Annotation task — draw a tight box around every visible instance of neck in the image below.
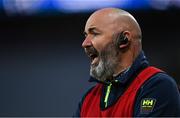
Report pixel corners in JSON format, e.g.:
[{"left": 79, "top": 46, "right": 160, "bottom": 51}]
[{"left": 113, "top": 50, "right": 139, "bottom": 77}]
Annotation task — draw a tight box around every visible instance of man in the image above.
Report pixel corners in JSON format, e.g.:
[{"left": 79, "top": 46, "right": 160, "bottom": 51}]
[{"left": 74, "top": 8, "right": 180, "bottom": 117}]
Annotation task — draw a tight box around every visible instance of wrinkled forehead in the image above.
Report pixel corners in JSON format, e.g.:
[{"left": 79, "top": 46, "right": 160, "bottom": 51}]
[{"left": 85, "top": 12, "right": 117, "bottom": 32}]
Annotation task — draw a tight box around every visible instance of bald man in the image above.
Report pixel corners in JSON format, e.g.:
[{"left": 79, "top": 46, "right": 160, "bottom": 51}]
[{"left": 74, "top": 8, "right": 180, "bottom": 117}]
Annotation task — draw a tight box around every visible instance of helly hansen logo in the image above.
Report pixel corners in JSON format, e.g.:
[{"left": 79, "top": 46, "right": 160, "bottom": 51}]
[
  {"left": 142, "top": 99, "right": 154, "bottom": 106},
  {"left": 140, "top": 98, "right": 156, "bottom": 114}
]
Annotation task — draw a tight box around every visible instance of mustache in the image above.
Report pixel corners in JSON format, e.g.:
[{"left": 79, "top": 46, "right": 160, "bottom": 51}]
[{"left": 84, "top": 46, "right": 98, "bottom": 56}]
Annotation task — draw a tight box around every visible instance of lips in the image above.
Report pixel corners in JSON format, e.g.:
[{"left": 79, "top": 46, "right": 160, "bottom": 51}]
[
  {"left": 85, "top": 47, "right": 99, "bottom": 65},
  {"left": 89, "top": 54, "right": 98, "bottom": 65}
]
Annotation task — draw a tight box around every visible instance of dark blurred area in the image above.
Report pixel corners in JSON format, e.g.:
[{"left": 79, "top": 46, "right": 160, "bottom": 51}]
[{"left": 0, "top": 1, "right": 180, "bottom": 116}]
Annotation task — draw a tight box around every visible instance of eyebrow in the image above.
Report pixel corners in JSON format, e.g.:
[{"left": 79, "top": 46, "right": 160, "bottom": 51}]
[{"left": 84, "top": 26, "right": 100, "bottom": 34}]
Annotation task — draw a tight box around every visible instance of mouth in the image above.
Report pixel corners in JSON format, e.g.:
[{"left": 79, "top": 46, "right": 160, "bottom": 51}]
[
  {"left": 89, "top": 53, "right": 99, "bottom": 65},
  {"left": 85, "top": 47, "right": 99, "bottom": 66}
]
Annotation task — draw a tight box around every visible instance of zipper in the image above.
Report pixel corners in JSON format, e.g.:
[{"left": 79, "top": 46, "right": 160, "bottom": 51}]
[{"left": 104, "top": 83, "right": 112, "bottom": 108}]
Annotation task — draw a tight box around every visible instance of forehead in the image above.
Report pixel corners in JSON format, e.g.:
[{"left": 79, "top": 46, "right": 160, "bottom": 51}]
[{"left": 85, "top": 12, "right": 117, "bottom": 32}]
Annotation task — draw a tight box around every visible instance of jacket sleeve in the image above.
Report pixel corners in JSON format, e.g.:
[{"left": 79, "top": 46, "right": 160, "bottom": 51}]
[
  {"left": 133, "top": 73, "right": 180, "bottom": 117},
  {"left": 73, "top": 86, "right": 95, "bottom": 117}
]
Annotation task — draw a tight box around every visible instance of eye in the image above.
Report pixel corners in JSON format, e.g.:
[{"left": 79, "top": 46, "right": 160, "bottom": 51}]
[
  {"left": 92, "top": 32, "right": 99, "bottom": 36},
  {"left": 91, "top": 31, "right": 100, "bottom": 37}
]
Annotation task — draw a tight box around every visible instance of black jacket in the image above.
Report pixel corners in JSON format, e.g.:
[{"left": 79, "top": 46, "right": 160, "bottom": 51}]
[{"left": 74, "top": 51, "right": 180, "bottom": 117}]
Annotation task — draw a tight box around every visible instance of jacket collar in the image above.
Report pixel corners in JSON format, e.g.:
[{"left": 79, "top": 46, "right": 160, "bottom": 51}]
[{"left": 88, "top": 51, "right": 149, "bottom": 85}]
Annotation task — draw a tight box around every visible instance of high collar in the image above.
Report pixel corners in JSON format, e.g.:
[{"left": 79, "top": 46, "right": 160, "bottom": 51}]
[{"left": 88, "top": 51, "right": 149, "bottom": 85}]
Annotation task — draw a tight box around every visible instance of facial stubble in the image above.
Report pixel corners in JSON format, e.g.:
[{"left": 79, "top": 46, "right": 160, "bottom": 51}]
[{"left": 90, "top": 40, "right": 119, "bottom": 82}]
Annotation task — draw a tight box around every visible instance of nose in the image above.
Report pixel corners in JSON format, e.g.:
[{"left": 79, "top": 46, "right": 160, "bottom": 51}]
[{"left": 82, "top": 37, "right": 92, "bottom": 48}]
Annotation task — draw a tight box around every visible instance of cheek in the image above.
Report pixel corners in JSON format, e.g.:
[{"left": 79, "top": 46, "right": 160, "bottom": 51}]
[{"left": 92, "top": 36, "right": 112, "bottom": 52}]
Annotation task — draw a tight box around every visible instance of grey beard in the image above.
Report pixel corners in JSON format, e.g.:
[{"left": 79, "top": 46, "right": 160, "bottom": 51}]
[
  {"left": 90, "top": 54, "right": 117, "bottom": 82},
  {"left": 89, "top": 39, "right": 120, "bottom": 82}
]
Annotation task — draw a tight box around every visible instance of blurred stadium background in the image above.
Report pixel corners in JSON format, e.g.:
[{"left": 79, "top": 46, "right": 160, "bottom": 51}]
[{"left": 0, "top": 0, "right": 179, "bottom": 116}]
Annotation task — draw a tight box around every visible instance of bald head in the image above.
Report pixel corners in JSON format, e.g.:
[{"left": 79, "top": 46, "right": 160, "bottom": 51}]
[{"left": 85, "top": 8, "right": 142, "bottom": 41}]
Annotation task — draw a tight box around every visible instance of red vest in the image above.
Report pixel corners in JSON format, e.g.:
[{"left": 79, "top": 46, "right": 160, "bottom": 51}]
[{"left": 80, "top": 66, "right": 162, "bottom": 117}]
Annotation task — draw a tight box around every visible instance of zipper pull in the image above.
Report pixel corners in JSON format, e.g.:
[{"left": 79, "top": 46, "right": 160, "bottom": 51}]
[{"left": 104, "top": 83, "right": 112, "bottom": 108}]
